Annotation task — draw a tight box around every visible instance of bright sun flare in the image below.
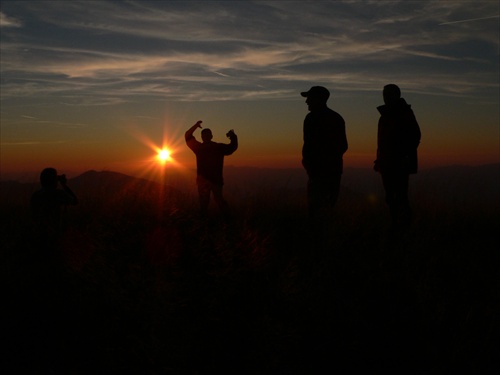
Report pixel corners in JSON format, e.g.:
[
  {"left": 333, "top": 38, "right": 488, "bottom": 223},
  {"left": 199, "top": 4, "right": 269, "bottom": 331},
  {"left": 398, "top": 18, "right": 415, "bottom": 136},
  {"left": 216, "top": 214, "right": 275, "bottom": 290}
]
[{"left": 157, "top": 148, "right": 171, "bottom": 162}]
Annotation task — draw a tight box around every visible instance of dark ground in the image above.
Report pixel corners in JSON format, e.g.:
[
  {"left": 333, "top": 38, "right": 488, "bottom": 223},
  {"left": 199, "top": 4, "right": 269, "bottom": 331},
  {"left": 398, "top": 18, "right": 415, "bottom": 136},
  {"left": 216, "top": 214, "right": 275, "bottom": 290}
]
[{"left": 1, "top": 166, "right": 499, "bottom": 374}]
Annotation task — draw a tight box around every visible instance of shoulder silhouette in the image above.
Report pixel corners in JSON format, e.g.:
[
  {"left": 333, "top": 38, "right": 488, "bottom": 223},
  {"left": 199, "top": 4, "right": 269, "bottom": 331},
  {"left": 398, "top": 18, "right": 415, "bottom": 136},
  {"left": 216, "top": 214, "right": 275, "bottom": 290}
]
[{"left": 30, "top": 168, "right": 78, "bottom": 239}]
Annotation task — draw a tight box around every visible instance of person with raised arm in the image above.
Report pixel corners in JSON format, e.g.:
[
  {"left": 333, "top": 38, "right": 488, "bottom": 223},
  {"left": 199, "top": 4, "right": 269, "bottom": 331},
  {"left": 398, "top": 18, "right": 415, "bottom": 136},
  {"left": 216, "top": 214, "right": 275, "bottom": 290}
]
[{"left": 185, "top": 120, "right": 238, "bottom": 220}]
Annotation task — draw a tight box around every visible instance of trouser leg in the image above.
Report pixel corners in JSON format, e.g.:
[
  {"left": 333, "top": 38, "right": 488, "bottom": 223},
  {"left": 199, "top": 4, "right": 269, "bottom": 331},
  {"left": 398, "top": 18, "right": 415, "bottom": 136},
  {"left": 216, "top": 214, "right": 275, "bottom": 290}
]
[
  {"left": 211, "top": 184, "right": 231, "bottom": 220},
  {"left": 197, "top": 179, "right": 211, "bottom": 217},
  {"left": 307, "top": 173, "right": 341, "bottom": 218},
  {"left": 382, "top": 172, "right": 411, "bottom": 226},
  {"left": 326, "top": 173, "right": 341, "bottom": 209}
]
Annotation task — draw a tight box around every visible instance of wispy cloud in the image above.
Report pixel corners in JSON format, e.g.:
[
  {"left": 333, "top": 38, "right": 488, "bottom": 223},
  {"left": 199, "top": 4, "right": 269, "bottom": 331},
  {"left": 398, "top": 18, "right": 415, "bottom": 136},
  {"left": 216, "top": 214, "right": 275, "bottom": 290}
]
[
  {"left": 0, "top": 1, "right": 498, "bottom": 103},
  {"left": 0, "top": 11, "right": 23, "bottom": 28},
  {"left": 440, "top": 15, "right": 500, "bottom": 25},
  {"left": 0, "top": 140, "right": 67, "bottom": 146},
  {"left": 0, "top": 1, "right": 498, "bottom": 170}
]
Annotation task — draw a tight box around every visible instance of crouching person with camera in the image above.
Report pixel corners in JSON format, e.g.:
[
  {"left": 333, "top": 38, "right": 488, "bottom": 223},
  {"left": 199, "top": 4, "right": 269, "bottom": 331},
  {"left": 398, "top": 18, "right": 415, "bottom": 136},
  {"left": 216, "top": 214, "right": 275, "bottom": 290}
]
[
  {"left": 26, "top": 169, "right": 78, "bottom": 357},
  {"left": 30, "top": 167, "right": 78, "bottom": 246}
]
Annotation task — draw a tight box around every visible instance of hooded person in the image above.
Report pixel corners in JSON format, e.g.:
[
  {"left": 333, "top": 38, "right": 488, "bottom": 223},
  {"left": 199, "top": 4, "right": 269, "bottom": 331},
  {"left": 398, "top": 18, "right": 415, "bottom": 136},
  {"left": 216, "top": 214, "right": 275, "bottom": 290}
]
[{"left": 374, "top": 84, "right": 421, "bottom": 228}]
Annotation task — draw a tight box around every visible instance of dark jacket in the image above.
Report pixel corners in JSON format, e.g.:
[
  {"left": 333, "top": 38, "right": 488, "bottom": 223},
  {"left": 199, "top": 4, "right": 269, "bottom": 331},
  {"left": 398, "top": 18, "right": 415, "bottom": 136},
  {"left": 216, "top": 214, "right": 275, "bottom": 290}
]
[
  {"left": 30, "top": 186, "right": 78, "bottom": 236},
  {"left": 302, "top": 106, "right": 348, "bottom": 178},
  {"left": 376, "top": 98, "right": 421, "bottom": 174},
  {"left": 186, "top": 134, "right": 238, "bottom": 185}
]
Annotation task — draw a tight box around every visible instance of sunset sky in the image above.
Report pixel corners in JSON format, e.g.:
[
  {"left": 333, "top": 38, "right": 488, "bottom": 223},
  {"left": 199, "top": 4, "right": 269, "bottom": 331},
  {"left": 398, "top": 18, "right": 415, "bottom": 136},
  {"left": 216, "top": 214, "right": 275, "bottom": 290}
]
[{"left": 1, "top": 1, "right": 499, "bottom": 181}]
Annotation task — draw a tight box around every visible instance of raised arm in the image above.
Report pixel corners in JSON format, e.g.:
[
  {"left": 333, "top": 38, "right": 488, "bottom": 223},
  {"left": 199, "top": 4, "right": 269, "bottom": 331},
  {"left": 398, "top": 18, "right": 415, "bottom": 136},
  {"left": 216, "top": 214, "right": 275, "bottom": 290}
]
[
  {"left": 225, "top": 129, "right": 238, "bottom": 155},
  {"left": 185, "top": 120, "right": 203, "bottom": 141}
]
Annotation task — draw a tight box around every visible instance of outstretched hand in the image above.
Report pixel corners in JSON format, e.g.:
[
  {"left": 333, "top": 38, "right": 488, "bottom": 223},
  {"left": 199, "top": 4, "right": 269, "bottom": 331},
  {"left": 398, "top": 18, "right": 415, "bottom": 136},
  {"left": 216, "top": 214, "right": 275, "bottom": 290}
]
[{"left": 186, "top": 121, "right": 203, "bottom": 138}]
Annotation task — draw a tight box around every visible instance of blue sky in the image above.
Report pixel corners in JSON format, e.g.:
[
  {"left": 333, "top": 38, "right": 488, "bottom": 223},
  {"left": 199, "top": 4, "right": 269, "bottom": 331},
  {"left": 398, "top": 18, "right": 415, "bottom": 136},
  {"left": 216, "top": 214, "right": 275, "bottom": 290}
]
[{"left": 1, "top": 1, "right": 499, "bottom": 179}]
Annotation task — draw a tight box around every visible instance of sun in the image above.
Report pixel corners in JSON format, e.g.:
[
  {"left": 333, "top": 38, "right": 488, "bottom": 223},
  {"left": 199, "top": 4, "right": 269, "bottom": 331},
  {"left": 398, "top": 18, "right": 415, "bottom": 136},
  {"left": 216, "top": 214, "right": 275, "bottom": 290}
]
[{"left": 157, "top": 148, "right": 171, "bottom": 162}]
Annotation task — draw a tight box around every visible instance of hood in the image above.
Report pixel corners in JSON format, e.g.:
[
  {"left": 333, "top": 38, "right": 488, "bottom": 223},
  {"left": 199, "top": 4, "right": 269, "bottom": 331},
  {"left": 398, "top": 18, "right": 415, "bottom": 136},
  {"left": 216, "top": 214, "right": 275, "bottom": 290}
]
[{"left": 377, "top": 97, "right": 411, "bottom": 115}]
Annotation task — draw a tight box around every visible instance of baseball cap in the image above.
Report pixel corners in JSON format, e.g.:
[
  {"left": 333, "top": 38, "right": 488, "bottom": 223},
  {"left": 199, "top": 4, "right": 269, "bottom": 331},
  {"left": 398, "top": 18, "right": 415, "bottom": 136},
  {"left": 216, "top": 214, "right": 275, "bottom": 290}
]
[{"left": 300, "top": 86, "right": 330, "bottom": 101}]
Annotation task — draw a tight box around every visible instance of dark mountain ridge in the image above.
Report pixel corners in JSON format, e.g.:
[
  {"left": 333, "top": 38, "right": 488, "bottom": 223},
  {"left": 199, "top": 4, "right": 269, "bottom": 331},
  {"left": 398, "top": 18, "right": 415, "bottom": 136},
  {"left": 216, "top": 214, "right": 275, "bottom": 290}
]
[
  {"left": 1, "top": 164, "right": 498, "bottom": 210},
  {"left": 0, "top": 170, "right": 182, "bottom": 209}
]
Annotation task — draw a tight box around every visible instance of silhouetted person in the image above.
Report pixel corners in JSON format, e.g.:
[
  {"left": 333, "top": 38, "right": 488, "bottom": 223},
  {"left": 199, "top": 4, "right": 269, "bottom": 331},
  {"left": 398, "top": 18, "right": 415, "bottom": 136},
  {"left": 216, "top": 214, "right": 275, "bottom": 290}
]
[
  {"left": 27, "top": 168, "right": 77, "bottom": 369},
  {"left": 185, "top": 121, "right": 238, "bottom": 220},
  {"left": 301, "top": 86, "right": 348, "bottom": 219},
  {"left": 374, "top": 84, "right": 421, "bottom": 229},
  {"left": 30, "top": 167, "right": 78, "bottom": 249}
]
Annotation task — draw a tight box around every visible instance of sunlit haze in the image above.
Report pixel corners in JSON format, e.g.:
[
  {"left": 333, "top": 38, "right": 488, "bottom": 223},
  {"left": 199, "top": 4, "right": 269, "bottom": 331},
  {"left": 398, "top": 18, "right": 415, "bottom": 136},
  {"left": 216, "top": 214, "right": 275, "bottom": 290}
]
[
  {"left": 1, "top": 1, "right": 498, "bottom": 181},
  {"left": 158, "top": 149, "right": 171, "bottom": 163}
]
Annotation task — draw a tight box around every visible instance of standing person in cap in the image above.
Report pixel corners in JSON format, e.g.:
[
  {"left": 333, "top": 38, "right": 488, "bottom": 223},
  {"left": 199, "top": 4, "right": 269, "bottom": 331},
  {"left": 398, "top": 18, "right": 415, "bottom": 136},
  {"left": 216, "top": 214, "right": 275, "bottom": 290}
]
[
  {"left": 185, "top": 120, "right": 238, "bottom": 220},
  {"left": 374, "top": 84, "right": 421, "bottom": 229},
  {"left": 301, "top": 86, "right": 348, "bottom": 219}
]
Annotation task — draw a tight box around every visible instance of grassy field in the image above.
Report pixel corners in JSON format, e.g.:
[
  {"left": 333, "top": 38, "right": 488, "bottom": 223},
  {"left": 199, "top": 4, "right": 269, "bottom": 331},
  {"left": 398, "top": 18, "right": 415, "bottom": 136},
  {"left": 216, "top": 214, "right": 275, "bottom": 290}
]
[{"left": 1, "top": 167, "right": 498, "bottom": 374}]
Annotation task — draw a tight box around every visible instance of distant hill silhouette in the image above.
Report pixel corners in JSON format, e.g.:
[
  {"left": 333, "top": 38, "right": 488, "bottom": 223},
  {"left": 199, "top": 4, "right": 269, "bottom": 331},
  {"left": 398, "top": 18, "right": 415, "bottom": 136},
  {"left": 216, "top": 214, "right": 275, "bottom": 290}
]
[
  {"left": 225, "top": 163, "right": 499, "bottom": 196},
  {"left": 1, "top": 164, "right": 498, "bottom": 210},
  {"left": 0, "top": 170, "right": 183, "bottom": 209},
  {"left": 224, "top": 166, "right": 307, "bottom": 190},
  {"left": 70, "top": 169, "right": 178, "bottom": 194},
  {"left": 223, "top": 164, "right": 500, "bottom": 213},
  {"left": 412, "top": 164, "right": 499, "bottom": 210},
  {"left": 0, "top": 180, "right": 37, "bottom": 208}
]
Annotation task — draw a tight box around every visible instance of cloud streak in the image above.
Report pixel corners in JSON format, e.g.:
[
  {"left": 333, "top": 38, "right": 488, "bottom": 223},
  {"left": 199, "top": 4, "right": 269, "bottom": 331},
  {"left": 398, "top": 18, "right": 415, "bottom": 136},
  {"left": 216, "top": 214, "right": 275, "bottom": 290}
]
[
  {"left": 440, "top": 15, "right": 500, "bottom": 25},
  {"left": 0, "top": 1, "right": 498, "bottom": 103},
  {"left": 0, "top": 1, "right": 498, "bottom": 173},
  {"left": 0, "top": 11, "right": 23, "bottom": 28}
]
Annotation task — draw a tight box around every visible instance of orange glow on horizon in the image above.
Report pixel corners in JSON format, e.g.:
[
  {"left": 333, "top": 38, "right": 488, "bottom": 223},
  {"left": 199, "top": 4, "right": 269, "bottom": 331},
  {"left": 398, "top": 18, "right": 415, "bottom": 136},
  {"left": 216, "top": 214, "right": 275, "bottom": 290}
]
[{"left": 116, "top": 122, "right": 195, "bottom": 185}]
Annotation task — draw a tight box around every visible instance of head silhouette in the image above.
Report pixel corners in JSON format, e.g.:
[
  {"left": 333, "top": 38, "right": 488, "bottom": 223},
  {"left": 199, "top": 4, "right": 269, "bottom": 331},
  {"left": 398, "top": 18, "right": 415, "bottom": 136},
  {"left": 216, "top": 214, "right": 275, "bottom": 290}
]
[
  {"left": 201, "top": 128, "right": 213, "bottom": 142},
  {"left": 301, "top": 86, "right": 330, "bottom": 111},
  {"left": 40, "top": 168, "right": 58, "bottom": 188},
  {"left": 383, "top": 84, "right": 401, "bottom": 105}
]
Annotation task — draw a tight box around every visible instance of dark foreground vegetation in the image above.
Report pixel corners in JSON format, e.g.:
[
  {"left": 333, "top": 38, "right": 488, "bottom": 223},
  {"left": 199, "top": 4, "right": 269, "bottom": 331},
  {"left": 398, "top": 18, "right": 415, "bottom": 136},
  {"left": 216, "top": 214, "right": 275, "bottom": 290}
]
[{"left": 1, "top": 166, "right": 498, "bottom": 374}]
